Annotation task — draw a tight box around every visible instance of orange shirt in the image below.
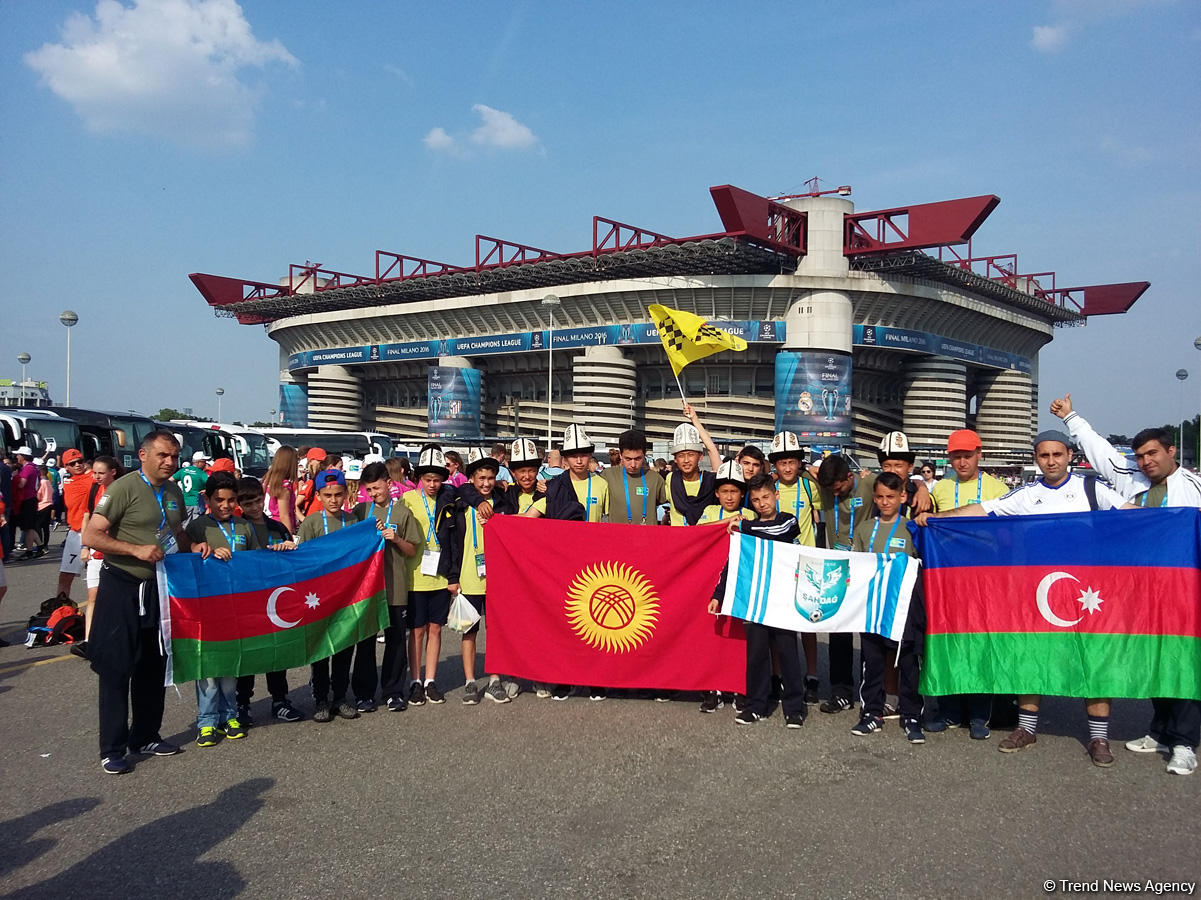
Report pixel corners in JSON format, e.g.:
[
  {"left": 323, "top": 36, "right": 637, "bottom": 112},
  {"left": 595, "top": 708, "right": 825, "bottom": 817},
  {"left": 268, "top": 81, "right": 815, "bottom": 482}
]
[{"left": 64, "top": 477, "right": 93, "bottom": 532}]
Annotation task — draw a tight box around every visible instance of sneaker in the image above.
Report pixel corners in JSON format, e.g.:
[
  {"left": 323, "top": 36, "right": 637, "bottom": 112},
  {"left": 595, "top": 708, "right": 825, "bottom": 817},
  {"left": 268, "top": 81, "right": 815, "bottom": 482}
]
[
  {"left": 221, "top": 718, "right": 246, "bottom": 740},
  {"left": 1088, "top": 738, "right": 1115, "bottom": 768},
  {"left": 463, "top": 681, "right": 481, "bottom": 705},
  {"left": 101, "top": 755, "right": 130, "bottom": 775},
  {"left": 69, "top": 640, "right": 89, "bottom": 659},
  {"left": 903, "top": 718, "right": 926, "bottom": 744},
  {"left": 851, "top": 714, "right": 883, "bottom": 736},
  {"left": 272, "top": 701, "right": 304, "bottom": 722},
  {"left": 589, "top": 687, "right": 607, "bottom": 702},
  {"left": 699, "top": 691, "right": 723, "bottom": 713},
  {"left": 735, "top": 709, "right": 763, "bottom": 726},
  {"left": 1166, "top": 745, "right": 1197, "bottom": 776},
  {"left": 335, "top": 701, "right": 360, "bottom": 720},
  {"left": 136, "top": 740, "right": 181, "bottom": 757},
  {"left": 237, "top": 705, "right": 253, "bottom": 728},
  {"left": 943, "top": 717, "right": 963, "bottom": 730},
  {"left": 732, "top": 694, "right": 747, "bottom": 713},
  {"left": 1125, "top": 734, "right": 1169, "bottom": 754},
  {"left": 535, "top": 684, "right": 551, "bottom": 699},
  {"left": 784, "top": 714, "right": 804, "bottom": 729},
  {"left": 802, "top": 676, "right": 819, "bottom": 705},
  {"left": 503, "top": 680, "right": 520, "bottom": 699},
  {"left": 969, "top": 720, "right": 991, "bottom": 741},
  {"left": 312, "top": 702, "right": 333, "bottom": 723},
  {"left": 197, "top": 726, "right": 221, "bottom": 747},
  {"left": 882, "top": 701, "right": 900, "bottom": 720},
  {"left": 998, "top": 727, "right": 1037, "bottom": 753},
  {"left": 925, "top": 717, "right": 949, "bottom": 734},
  {"left": 653, "top": 692, "right": 672, "bottom": 702},
  {"left": 551, "top": 684, "right": 570, "bottom": 701},
  {"left": 485, "top": 681, "right": 511, "bottom": 704},
  {"left": 386, "top": 694, "right": 407, "bottom": 712},
  {"left": 356, "top": 698, "right": 377, "bottom": 713},
  {"left": 820, "top": 696, "right": 853, "bottom": 714},
  {"left": 408, "top": 682, "right": 426, "bottom": 707},
  {"left": 424, "top": 682, "right": 445, "bottom": 704}
]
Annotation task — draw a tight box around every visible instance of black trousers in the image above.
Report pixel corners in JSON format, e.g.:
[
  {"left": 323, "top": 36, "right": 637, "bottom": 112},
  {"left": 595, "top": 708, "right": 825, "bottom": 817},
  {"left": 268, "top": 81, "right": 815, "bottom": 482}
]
[
  {"left": 350, "top": 635, "right": 381, "bottom": 701},
  {"left": 97, "top": 627, "right": 166, "bottom": 758},
  {"left": 235, "top": 671, "right": 290, "bottom": 707},
  {"left": 378, "top": 605, "right": 409, "bottom": 698},
  {"left": 1149, "top": 698, "right": 1201, "bottom": 750},
  {"left": 827, "top": 632, "right": 855, "bottom": 699},
  {"left": 859, "top": 634, "right": 921, "bottom": 719},
  {"left": 311, "top": 646, "right": 355, "bottom": 703},
  {"left": 746, "top": 623, "right": 806, "bottom": 718}
]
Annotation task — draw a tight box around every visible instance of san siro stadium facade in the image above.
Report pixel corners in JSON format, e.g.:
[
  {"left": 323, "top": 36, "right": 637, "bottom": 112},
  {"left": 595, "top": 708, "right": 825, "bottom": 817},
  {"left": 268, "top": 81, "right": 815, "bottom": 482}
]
[{"left": 190, "top": 183, "right": 1147, "bottom": 463}]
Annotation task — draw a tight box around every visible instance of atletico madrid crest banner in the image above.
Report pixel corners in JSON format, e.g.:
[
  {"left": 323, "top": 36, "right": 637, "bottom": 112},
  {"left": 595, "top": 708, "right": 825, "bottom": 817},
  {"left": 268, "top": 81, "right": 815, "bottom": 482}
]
[
  {"left": 912, "top": 508, "right": 1201, "bottom": 700},
  {"left": 484, "top": 517, "right": 745, "bottom": 693},
  {"left": 157, "top": 520, "right": 387, "bottom": 685}
]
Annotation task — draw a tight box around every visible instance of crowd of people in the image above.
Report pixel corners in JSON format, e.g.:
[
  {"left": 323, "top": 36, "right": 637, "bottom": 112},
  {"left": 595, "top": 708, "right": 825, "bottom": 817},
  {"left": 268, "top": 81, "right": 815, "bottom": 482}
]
[{"left": 3, "top": 394, "right": 1197, "bottom": 780}]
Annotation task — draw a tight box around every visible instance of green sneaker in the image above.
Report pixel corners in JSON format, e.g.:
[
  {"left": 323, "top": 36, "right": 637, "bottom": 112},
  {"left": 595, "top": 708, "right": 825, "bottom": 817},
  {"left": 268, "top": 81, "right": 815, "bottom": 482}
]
[
  {"left": 197, "top": 726, "right": 221, "bottom": 748},
  {"left": 221, "top": 718, "right": 247, "bottom": 740}
]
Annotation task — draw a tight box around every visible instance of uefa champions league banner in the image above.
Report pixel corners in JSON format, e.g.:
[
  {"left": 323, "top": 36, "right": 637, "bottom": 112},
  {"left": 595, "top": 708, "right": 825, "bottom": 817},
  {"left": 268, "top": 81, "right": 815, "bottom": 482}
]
[
  {"left": 427, "top": 366, "right": 482, "bottom": 440},
  {"left": 720, "top": 533, "right": 920, "bottom": 642},
  {"left": 773, "top": 351, "right": 852, "bottom": 442}
]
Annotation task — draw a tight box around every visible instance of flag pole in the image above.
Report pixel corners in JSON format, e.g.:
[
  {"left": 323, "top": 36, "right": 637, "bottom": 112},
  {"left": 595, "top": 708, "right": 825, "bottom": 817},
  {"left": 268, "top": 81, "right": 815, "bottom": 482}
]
[{"left": 673, "top": 371, "right": 687, "bottom": 404}]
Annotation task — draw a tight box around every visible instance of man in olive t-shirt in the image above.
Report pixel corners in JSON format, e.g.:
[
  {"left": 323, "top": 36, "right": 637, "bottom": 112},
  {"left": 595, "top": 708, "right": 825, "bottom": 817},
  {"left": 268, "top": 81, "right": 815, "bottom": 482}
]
[{"left": 82, "top": 431, "right": 191, "bottom": 774}]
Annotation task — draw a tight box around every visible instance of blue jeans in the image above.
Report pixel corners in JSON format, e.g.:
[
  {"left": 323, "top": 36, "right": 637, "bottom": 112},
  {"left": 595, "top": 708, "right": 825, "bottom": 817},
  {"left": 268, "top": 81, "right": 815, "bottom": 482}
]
[{"left": 195, "top": 677, "right": 237, "bottom": 728}]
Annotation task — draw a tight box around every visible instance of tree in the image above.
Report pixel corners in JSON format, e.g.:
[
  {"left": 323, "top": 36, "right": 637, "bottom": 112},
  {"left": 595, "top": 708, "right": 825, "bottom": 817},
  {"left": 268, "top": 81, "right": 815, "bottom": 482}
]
[{"left": 154, "top": 407, "right": 187, "bottom": 421}]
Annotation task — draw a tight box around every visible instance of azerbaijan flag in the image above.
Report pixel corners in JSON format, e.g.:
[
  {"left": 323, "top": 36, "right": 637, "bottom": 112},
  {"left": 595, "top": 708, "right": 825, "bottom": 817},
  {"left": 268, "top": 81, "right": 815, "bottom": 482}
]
[
  {"left": 913, "top": 508, "right": 1201, "bottom": 700},
  {"left": 157, "top": 519, "right": 387, "bottom": 684}
]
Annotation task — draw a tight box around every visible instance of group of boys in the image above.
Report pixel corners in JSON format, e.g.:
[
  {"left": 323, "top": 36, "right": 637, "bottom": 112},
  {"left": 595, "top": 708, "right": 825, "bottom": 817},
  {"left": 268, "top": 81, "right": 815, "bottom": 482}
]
[{"left": 82, "top": 394, "right": 1198, "bottom": 777}]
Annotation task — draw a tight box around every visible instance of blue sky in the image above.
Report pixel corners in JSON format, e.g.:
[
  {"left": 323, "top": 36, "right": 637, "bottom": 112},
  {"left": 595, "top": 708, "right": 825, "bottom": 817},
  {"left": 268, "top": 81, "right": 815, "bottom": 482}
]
[{"left": 2, "top": 0, "right": 1198, "bottom": 437}]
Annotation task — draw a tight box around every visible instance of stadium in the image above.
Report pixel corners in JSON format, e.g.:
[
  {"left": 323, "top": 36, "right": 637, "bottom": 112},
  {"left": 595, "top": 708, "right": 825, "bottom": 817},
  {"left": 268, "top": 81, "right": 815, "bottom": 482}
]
[{"left": 190, "top": 181, "right": 1148, "bottom": 463}]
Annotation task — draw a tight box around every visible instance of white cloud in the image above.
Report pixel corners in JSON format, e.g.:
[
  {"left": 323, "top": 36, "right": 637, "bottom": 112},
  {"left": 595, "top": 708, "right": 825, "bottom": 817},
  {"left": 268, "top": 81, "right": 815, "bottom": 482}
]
[
  {"left": 469, "top": 104, "right": 538, "bottom": 150},
  {"left": 423, "top": 126, "right": 456, "bottom": 152},
  {"left": 25, "top": 0, "right": 297, "bottom": 149},
  {"left": 424, "top": 104, "right": 540, "bottom": 155},
  {"left": 1031, "top": 23, "right": 1070, "bottom": 52}
]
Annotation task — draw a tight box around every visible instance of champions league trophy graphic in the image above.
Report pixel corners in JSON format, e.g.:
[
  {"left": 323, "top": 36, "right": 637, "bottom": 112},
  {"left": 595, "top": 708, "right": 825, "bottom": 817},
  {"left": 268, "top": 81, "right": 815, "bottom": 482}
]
[{"left": 821, "top": 387, "right": 840, "bottom": 422}]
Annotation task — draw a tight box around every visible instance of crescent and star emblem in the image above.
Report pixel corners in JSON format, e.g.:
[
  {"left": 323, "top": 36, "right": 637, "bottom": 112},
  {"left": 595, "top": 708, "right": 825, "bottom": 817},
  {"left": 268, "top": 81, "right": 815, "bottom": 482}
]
[
  {"left": 1035, "top": 572, "right": 1104, "bottom": 628},
  {"left": 266, "top": 586, "right": 322, "bottom": 630}
]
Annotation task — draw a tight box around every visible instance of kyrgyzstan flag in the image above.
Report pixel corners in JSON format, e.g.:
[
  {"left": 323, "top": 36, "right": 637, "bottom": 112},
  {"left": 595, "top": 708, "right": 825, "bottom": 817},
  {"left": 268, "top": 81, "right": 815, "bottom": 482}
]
[
  {"left": 157, "top": 520, "right": 387, "bottom": 685},
  {"left": 485, "top": 517, "right": 745, "bottom": 692},
  {"left": 912, "top": 508, "right": 1201, "bottom": 700}
]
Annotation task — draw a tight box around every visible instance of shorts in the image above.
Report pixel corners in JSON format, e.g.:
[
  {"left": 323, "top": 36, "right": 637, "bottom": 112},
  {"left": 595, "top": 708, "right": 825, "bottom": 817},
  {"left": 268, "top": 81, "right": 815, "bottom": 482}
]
[
  {"left": 407, "top": 589, "right": 451, "bottom": 628},
  {"left": 462, "top": 593, "right": 485, "bottom": 636},
  {"left": 86, "top": 557, "right": 104, "bottom": 590},
  {"left": 60, "top": 530, "right": 84, "bottom": 575},
  {"left": 17, "top": 498, "right": 37, "bottom": 531}
]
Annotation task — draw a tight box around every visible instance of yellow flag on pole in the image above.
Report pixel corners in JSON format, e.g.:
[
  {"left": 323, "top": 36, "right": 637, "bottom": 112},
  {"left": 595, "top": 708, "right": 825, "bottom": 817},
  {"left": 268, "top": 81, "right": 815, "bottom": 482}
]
[{"left": 647, "top": 304, "right": 748, "bottom": 377}]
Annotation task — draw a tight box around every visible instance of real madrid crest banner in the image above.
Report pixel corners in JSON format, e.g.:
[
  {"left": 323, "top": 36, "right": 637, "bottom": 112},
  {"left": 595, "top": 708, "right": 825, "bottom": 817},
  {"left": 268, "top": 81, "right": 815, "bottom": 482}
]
[
  {"left": 647, "top": 304, "right": 748, "bottom": 377},
  {"left": 913, "top": 508, "right": 1201, "bottom": 700},
  {"left": 156, "top": 520, "right": 388, "bottom": 686},
  {"left": 484, "top": 517, "right": 745, "bottom": 693},
  {"left": 720, "top": 534, "right": 920, "bottom": 642}
]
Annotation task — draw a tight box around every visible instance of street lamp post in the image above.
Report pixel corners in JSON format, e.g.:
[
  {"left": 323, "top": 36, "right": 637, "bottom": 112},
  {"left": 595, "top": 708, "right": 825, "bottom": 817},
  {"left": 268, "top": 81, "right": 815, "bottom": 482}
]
[
  {"left": 17, "top": 353, "right": 30, "bottom": 401},
  {"left": 216, "top": 387, "right": 225, "bottom": 422},
  {"left": 1176, "top": 369, "right": 1189, "bottom": 465},
  {"left": 542, "top": 294, "right": 561, "bottom": 449},
  {"left": 59, "top": 311, "right": 78, "bottom": 405}
]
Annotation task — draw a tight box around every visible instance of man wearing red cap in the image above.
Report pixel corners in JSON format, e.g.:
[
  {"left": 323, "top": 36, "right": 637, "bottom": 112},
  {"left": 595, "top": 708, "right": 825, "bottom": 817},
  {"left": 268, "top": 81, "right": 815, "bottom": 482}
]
[{"left": 919, "top": 429, "right": 1010, "bottom": 739}]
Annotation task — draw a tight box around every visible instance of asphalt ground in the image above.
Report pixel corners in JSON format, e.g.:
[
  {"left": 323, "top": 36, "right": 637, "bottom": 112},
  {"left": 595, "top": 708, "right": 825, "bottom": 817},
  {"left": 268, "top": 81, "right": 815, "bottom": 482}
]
[{"left": 0, "top": 530, "right": 1197, "bottom": 899}]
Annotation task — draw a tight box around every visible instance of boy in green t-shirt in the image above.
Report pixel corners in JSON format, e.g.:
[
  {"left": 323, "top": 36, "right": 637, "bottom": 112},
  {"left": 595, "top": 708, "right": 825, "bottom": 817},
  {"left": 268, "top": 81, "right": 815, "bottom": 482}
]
[
  {"left": 296, "top": 469, "right": 366, "bottom": 723},
  {"left": 849, "top": 472, "right": 925, "bottom": 745},
  {"left": 448, "top": 449, "right": 515, "bottom": 705},
  {"left": 356, "top": 461, "right": 422, "bottom": 713},
  {"left": 184, "top": 471, "right": 259, "bottom": 747}
]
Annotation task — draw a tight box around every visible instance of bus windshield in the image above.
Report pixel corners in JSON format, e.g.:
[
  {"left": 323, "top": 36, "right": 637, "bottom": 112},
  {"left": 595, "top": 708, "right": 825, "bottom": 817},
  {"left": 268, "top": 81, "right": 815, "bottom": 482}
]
[
  {"left": 23, "top": 418, "right": 81, "bottom": 458},
  {"left": 236, "top": 432, "right": 272, "bottom": 475}
]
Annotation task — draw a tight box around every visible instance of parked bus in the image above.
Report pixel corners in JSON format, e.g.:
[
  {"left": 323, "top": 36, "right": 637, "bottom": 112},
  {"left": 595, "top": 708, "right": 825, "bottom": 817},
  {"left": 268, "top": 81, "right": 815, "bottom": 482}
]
[
  {"left": 12, "top": 407, "right": 156, "bottom": 471},
  {"left": 169, "top": 421, "right": 271, "bottom": 477},
  {"left": 0, "top": 411, "right": 84, "bottom": 460},
  {"left": 259, "top": 429, "right": 391, "bottom": 459}
]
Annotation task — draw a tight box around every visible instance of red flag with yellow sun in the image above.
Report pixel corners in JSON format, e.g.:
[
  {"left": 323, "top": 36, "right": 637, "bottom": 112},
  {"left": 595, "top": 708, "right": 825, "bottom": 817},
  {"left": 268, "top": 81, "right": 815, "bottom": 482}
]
[{"left": 484, "top": 517, "right": 745, "bottom": 692}]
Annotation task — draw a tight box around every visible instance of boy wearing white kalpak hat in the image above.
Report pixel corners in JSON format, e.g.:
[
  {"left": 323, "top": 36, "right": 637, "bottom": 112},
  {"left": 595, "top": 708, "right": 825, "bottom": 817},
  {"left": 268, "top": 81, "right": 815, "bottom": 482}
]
[
  {"left": 665, "top": 403, "right": 723, "bottom": 526},
  {"left": 525, "top": 424, "right": 609, "bottom": 700},
  {"left": 403, "top": 444, "right": 458, "bottom": 707}
]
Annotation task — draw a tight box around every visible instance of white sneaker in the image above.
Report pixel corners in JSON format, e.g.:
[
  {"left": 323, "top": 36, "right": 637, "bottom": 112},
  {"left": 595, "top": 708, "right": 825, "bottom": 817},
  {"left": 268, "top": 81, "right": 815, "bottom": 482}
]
[
  {"left": 534, "top": 684, "right": 551, "bottom": 699},
  {"left": 1125, "top": 734, "right": 1169, "bottom": 754},
  {"left": 1166, "top": 746, "right": 1197, "bottom": 775}
]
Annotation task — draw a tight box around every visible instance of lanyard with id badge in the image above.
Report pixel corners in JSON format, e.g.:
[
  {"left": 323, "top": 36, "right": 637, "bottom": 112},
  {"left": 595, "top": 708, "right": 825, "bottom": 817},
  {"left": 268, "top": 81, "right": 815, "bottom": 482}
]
[
  {"left": 420, "top": 492, "right": 441, "bottom": 576},
  {"left": 832, "top": 476, "right": 861, "bottom": 551},
  {"left": 470, "top": 508, "right": 485, "bottom": 578},
  {"left": 141, "top": 472, "right": 178, "bottom": 555}
]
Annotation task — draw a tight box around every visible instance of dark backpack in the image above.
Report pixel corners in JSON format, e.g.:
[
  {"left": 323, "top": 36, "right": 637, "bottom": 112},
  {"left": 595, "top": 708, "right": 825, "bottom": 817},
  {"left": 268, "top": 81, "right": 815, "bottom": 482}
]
[{"left": 25, "top": 595, "right": 83, "bottom": 647}]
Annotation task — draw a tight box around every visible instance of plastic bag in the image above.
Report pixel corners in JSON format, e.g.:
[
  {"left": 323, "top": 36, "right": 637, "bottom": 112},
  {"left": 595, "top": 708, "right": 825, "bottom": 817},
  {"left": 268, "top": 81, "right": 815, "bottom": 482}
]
[{"left": 446, "top": 592, "right": 481, "bottom": 633}]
